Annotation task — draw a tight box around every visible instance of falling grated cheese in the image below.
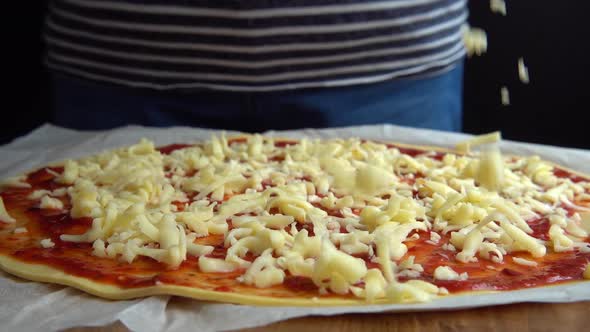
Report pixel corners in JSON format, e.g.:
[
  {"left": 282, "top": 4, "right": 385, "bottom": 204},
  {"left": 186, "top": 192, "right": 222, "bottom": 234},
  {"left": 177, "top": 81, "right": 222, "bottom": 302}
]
[
  {"left": 456, "top": 131, "right": 501, "bottom": 154},
  {"left": 500, "top": 86, "right": 510, "bottom": 106},
  {"left": 463, "top": 25, "right": 488, "bottom": 57},
  {"left": 477, "top": 146, "right": 504, "bottom": 192},
  {"left": 490, "top": 0, "right": 507, "bottom": 16},
  {"left": 518, "top": 57, "right": 530, "bottom": 84}
]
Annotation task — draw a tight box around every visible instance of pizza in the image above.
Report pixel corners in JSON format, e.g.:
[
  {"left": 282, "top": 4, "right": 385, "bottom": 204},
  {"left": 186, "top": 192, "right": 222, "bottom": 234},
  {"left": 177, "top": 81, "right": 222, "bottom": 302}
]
[{"left": 1, "top": 132, "right": 589, "bottom": 306}]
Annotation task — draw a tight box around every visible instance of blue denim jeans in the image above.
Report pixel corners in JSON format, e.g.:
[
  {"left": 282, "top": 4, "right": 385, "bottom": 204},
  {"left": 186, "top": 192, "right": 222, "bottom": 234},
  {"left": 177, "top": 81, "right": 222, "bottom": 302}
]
[{"left": 52, "top": 62, "right": 463, "bottom": 132}]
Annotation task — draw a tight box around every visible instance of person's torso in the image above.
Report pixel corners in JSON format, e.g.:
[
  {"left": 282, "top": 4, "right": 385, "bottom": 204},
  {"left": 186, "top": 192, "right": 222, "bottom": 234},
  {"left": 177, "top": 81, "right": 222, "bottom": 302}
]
[{"left": 45, "top": 0, "right": 468, "bottom": 92}]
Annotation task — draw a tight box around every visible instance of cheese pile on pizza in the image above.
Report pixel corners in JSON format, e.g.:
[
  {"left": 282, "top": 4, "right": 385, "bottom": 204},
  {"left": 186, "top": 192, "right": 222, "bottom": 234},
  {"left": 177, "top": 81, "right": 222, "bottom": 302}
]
[{"left": 0, "top": 133, "right": 589, "bottom": 305}]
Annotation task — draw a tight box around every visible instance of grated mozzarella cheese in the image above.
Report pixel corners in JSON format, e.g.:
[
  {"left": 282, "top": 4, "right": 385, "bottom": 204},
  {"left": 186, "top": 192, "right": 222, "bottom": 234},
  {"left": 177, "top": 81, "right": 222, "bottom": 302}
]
[
  {"left": 490, "top": 0, "right": 507, "bottom": 16},
  {"left": 1, "top": 132, "right": 588, "bottom": 303},
  {"left": 0, "top": 175, "right": 31, "bottom": 189},
  {"left": 0, "top": 197, "right": 16, "bottom": 223},
  {"left": 512, "top": 256, "right": 538, "bottom": 267},
  {"left": 463, "top": 25, "right": 488, "bottom": 57},
  {"left": 40, "top": 238, "right": 55, "bottom": 248},
  {"left": 500, "top": 86, "right": 510, "bottom": 106},
  {"left": 434, "top": 266, "right": 468, "bottom": 281},
  {"left": 40, "top": 195, "right": 64, "bottom": 210},
  {"left": 13, "top": 227, "right": 28, "bottom": 234},
  {"left": 518, "top": 57, "right": 530, "bottom": 84}
]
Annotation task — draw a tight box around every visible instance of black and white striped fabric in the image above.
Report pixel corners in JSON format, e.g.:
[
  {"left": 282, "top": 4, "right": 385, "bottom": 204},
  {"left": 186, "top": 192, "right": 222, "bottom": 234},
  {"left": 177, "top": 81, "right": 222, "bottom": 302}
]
[{"left": 45, "top": 0, "right": 468, "bottom": 92}]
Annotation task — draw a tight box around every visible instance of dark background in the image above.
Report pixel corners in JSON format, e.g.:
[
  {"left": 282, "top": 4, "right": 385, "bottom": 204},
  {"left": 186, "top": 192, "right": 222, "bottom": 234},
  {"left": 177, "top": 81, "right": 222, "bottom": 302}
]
[
  {"left": 2, "top": 2, "right": 589, "bottom": 148},
  {"left": 463, "top": 1, "right": 588, "bottom": 148}
]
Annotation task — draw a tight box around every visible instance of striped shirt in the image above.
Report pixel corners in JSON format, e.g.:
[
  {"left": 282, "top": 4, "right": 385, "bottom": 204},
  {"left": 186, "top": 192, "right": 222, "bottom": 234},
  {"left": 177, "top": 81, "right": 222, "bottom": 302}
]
[{"left": 45, "top": 0, "right": 468, "bottom": 92}]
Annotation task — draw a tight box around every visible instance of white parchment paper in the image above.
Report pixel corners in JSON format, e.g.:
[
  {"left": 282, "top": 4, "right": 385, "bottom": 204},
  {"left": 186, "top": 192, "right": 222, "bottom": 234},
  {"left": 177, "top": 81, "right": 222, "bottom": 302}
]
[{"left": 1, "top": 124, "right": 589, "bottom": 332}]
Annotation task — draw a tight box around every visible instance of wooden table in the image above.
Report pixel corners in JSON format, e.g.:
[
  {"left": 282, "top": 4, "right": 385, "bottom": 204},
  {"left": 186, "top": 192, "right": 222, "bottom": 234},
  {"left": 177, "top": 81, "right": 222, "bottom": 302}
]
[{"left": 67, "top": 301, "right": 590, "bottom": 332}]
